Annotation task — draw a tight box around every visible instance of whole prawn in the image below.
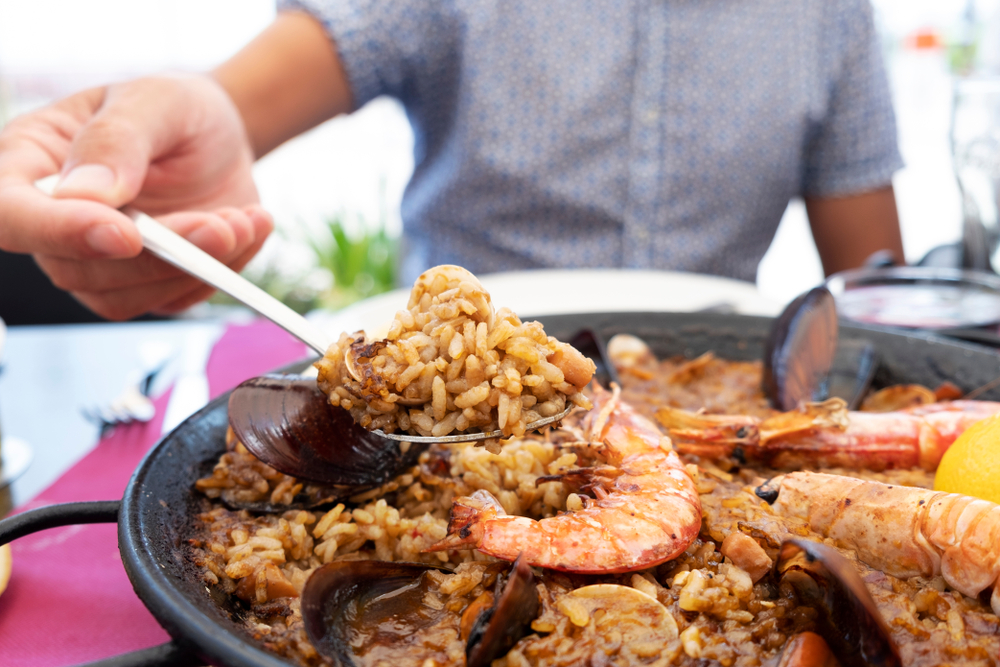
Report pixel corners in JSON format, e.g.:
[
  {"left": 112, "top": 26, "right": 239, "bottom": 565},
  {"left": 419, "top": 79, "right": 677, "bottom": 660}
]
[
  {"left": 427, "top": 384, "right": 702, "bottom": 573},
  {"left": 657, "top": 398, "right": 1000, "bottom": 470},
  {"left": 762, "top": 471, "right": 1000, "bottom": 616}
]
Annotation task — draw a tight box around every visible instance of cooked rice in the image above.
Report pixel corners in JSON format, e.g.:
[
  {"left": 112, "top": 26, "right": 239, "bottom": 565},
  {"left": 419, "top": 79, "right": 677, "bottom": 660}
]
[{"left": 315, "top": 266, "right": 594, "bottom": 451}]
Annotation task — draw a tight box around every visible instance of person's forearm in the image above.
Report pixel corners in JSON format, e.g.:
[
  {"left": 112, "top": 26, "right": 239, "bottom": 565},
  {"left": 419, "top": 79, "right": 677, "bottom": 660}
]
[
  {"left": 212, "top": 11, "right": 353, "bottom": 158},
  {"left": 804, "top": 186, "right": 904, "bottom": 276}
]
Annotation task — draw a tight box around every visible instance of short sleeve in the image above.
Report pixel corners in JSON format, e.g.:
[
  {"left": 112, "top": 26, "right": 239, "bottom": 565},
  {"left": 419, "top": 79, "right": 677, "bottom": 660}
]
[
  {"left": 278, "top": 0, "right": 456, "bottom": 109},
  {"left": 801, "top": 0, "right": 903, "bottom": 197}
]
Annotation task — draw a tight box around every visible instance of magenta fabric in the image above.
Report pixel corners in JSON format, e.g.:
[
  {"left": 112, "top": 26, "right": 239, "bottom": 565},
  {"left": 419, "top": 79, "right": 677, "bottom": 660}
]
[{"left": 0, "top": 320, "right": 308, "bottom": 665}]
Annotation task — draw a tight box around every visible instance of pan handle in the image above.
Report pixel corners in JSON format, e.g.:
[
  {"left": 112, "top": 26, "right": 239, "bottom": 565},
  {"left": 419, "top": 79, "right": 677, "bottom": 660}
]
[
  {"left": 0, "top": 502, "right": 203, "bottom": 666},
  {"left": 78, "top": 641, "right": 201, "bottom": 667},
  {"left": 0, "top": 500, "right": 120, "bottom": 545}
]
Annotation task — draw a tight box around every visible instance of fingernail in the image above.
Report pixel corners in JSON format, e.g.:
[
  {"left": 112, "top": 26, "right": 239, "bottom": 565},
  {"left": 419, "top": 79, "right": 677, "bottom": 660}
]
[
  {"left": 56, "top": 164, "right": 116, "bottom": 196},
  {"left": 85, "top": 223, "right": 130, "bottom": 257}
]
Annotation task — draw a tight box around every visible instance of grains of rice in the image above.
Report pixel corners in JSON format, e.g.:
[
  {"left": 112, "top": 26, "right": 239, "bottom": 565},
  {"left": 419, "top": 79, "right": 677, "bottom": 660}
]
[{"left": 315, "top": 265, "right": 595, "bottom": 451}]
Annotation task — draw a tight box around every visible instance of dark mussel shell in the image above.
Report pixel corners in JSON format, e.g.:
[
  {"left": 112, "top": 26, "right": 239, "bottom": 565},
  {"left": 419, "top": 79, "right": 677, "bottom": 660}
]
[
  {"left": 763, "top": 286, "right": 839, "bottom": 411},
  {"left": 301, "top": 560, "right": 448, "bottom": 667},
  {"left": 301, "top": 557, "right": 540, "bottom": 667},
  {"left": 228, "top": 375, "right": 426, "bottom": 489},
  {"left": 466, "top": 555, "right": 540, "bottom": 667},
  {"left": 776, "top": 538, "right": 901, "bottom": 667}
]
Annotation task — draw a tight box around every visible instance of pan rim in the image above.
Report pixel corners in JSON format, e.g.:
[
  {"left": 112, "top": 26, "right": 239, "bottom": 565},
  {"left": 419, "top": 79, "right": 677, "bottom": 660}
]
[{"left": 114, "top": 311, "right": 1000, "bottom": 666}]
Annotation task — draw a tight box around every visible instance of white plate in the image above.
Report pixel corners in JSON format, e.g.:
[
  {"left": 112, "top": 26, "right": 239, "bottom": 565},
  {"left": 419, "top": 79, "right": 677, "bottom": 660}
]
[{"left": 309, "top": 269, "right": 780, "bottom": 339}]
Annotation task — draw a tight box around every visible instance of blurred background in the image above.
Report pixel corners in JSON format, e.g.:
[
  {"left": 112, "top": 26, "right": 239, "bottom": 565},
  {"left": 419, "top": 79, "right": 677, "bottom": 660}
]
[{"left": 0, "top": 0, "right": 997, "bottom": 314}]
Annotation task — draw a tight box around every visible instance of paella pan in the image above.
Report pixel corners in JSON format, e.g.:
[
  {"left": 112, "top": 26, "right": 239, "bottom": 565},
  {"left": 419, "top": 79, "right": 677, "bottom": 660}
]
[{"left": 4, "top": 310, "right": 1000, "bottom": 667}]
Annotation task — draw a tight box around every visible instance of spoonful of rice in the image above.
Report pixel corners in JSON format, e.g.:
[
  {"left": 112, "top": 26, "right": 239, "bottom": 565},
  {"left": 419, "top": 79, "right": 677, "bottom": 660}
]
[{"left": 312, "top": 265, "right": 594, "bottom": 452}]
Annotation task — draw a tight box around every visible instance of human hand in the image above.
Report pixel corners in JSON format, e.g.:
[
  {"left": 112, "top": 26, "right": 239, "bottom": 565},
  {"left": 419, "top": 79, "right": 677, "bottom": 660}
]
[{"left": 0, "top": 74, "right": 273, "bottom": 320}]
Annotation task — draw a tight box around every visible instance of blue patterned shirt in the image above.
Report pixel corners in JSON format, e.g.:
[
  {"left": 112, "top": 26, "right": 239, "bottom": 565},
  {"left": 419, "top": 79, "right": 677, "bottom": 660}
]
[{"left": 281, "top": 0, "right": 902, "bottom": 284}]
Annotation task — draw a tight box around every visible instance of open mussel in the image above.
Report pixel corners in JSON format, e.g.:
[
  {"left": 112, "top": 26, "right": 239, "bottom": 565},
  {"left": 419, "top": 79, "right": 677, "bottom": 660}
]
[
  {"left": 301, "top": 556, "right": 539, "bottom": 667},
  {"left": 764, "top": 286, "right": 877, "bottom": 411},
  {"left": 763, "top": 287, "right": 839, "bottom": 411},
  {"left": 776, "top": 537, "right": 900, "bottom": 667},
  {"left": 465, "top": 555, "right": 539, "bottom": 667},
  {"left": 228, "top": 374, "right": 426, "bottom": 497}
]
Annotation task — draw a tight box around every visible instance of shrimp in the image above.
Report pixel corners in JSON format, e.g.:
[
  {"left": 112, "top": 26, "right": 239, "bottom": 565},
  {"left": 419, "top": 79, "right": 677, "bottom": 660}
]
[
  {"left": 426, "top": 384, "right": 702, "bottom": 573},
  {"left": 657, "top": 398, "right": 1000, "bottom": 470},
  {"left": 762, "top": 471, "right": 1000, "bottom": 616}
]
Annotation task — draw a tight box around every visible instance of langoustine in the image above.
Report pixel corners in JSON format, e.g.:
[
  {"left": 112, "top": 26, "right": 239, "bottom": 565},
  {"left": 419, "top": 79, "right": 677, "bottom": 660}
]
[
  {"left": 760, "top": 471, "right": 1000, "bottom": 616},
  {"left": 657, "top": 398, "right": 1000, "bottom": 470},
  {"left": 427, "top": 384, "right": 702, "bottom": 573}
]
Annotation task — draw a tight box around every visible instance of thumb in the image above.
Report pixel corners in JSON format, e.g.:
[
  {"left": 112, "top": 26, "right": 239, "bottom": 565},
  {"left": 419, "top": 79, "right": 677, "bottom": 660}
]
[{"left": 53, "top": 83, "right": 166, "bottom": 207}]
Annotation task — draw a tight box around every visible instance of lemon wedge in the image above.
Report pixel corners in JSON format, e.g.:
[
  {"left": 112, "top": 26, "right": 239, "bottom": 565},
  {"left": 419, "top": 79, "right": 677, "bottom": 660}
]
[{"left": 934, "top": 413, "right": 1000, "bottom": 504}]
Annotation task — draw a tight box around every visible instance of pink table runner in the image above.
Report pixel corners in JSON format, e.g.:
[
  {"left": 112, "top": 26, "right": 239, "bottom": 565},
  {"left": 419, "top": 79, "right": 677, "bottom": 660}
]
[{"left": 0, "top": 321, "right": 307, "bottom": 665}]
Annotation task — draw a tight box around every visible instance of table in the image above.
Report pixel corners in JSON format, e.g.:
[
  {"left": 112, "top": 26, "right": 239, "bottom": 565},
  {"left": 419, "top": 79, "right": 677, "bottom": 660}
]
[{"left": 1, "top": 319, "right": 231, "bottom": 508}]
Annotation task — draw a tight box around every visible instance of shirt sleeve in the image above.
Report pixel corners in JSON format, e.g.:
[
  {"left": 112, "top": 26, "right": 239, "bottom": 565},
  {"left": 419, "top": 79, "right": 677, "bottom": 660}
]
[
  {"left": 800, "top": 0, "right": 903, "bottom": 197},
  {"left": 278, "top": 0, "right": 455, "bottom": 109}
]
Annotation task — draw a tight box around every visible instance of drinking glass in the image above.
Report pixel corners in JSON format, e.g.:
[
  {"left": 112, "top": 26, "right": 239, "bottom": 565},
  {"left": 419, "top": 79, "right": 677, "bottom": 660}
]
[{"left": 951, "top": 77, "right": 1000, "bottom": 271}]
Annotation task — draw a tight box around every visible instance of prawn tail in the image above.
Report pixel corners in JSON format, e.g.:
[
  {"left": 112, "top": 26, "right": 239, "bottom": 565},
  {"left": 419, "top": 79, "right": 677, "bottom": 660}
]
[{"left": 425, "top": 489, "right": 505, "bottom": 553}]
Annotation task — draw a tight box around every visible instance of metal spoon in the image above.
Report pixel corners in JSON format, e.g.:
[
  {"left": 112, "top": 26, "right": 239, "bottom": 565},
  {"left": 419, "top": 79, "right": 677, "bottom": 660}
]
[
  {"left": 35, "top": 175, "right": 328, "bottom": 354},
  {"left": 35, "top": 175, "right": 572, "bottom": 442}
]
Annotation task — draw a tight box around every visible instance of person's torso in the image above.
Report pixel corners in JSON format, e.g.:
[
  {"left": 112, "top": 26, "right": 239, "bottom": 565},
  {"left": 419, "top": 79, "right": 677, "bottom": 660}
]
[{"left": 392, "top": 1, "right": 844, "bottom": 282}]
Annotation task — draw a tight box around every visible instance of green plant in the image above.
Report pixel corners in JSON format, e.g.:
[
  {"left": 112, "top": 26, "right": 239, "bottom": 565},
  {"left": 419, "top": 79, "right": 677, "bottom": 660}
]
[{"left": 308, "top": 211, "right": 398, "bottom": 311}]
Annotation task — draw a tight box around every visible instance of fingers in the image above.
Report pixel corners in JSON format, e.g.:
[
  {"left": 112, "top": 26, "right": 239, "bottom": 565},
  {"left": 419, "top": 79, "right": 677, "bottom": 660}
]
[
  {"left": 45, "top": 205, "right": 273, "bottom": 321},
  {"left": 52, "top": 77, "right": 194, "bottom": 207},
  {"left": 0, "top": 77, "right": 258, "bottom": 269},
  {"left": 0, "top": 181, "right": 143, "bottom": 259},
  {"left": 35, "top": 207, "right": 251, "bottom": 291},
  {"left": 0, "top": 97, "right": 144, "bottom": 259},
  {"left": 152, "top": 208, "right": 272, "bottom": 315}
]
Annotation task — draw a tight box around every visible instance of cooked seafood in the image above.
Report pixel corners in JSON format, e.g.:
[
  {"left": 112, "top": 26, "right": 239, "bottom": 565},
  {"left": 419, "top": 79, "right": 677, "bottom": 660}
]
[
  {"left": 222, "top": 375, "right": 427, "bottom": 503},
  {"left": 427, "top": 383, "right": 702, "bottom": 573},
  {"left": 189, "top": 328, "right": 1000, "bottom": 667},
  {"left": 761, "top": 285, "right": 838, "bottom": 411},
  {"left": 776, "top": 538, "right": 901, "bottom": 666},
  {"left": 658, "top": 398, "right": 1000, "bottom": 470},
  {"left": 776, "top": 632, "right": 839, "bottom": 667},
  {"left": 763, "top": 471, "right": 1000, "bottom": 616},
  {"left": 315, "top": 266, "right": 595, "bottom": 449}
]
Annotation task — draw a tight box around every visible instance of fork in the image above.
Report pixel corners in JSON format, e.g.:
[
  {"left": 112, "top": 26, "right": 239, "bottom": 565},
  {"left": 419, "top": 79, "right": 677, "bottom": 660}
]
[{"left": 82, "top": 362, "right": 167, "bottom": 436}]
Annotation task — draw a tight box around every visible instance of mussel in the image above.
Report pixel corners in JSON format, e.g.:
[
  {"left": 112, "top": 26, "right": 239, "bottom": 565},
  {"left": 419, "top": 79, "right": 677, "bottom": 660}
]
[
  {"left": 465, "top": 555, "right": 539, "bottom": 667},
  {"left": 764, "top": 286, "right": 877, "bottom": 411},
  {"left": 227, "top": 375, "right": 426, "bottom": 500},
  {"left": 763, "top": 287, "right": 839, "bottom": 411},
  {"left": 301, "top": 556, "right": 539, "bottom": 667},
  {"left": 776, "top": 537, "right": 901, "bottom": 667}
]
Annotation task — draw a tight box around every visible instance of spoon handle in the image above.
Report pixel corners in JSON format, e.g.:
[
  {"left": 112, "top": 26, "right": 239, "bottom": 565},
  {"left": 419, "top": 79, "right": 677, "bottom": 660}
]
[
  {"left": 127, "top": 208, "right": 328, "bottom": 355},
  {"left": 34, "top": 175, "right": 328, "bottom": 356}
]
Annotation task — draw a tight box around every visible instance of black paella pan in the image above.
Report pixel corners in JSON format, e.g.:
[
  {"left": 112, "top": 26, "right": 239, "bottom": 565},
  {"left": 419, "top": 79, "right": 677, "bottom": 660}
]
[{"left": 2, "top": 311, "right": 1000, "bottom": 667}]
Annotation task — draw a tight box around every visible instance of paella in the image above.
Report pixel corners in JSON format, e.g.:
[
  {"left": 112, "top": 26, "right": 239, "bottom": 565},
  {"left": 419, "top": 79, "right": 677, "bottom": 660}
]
[{"left": 186, "top": 268, "right": 1000, "bottom": 667}]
